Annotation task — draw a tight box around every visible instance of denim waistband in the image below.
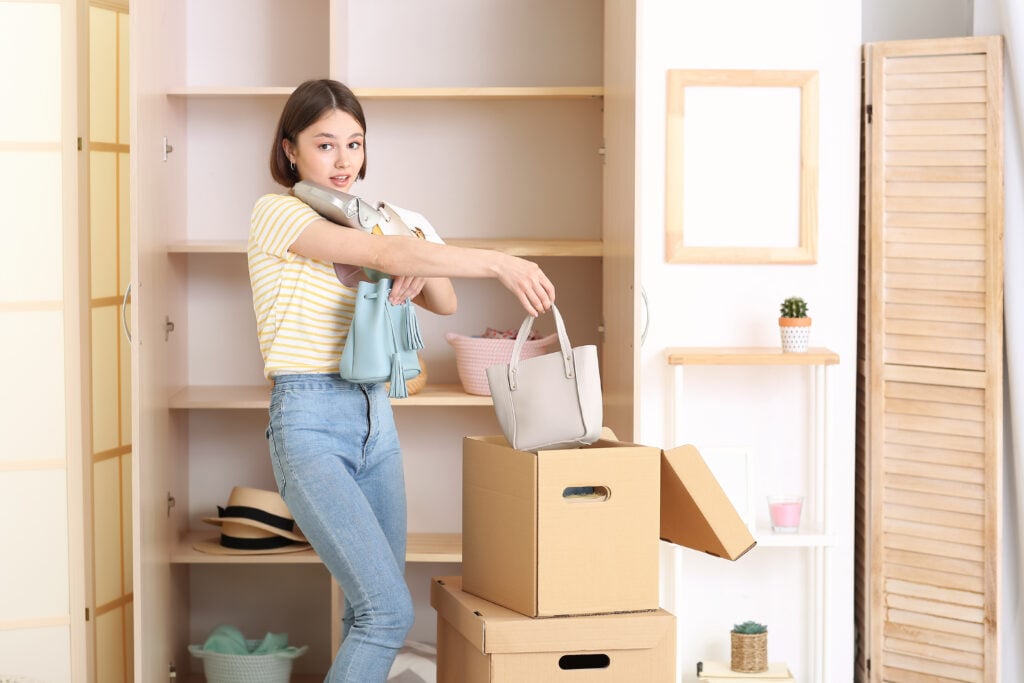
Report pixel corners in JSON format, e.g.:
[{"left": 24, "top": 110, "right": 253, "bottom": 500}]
[{"left": 271, "top": 373, "right": 369, "bottom": 391}]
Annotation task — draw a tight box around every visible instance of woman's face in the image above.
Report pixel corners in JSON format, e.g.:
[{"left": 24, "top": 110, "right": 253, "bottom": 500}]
[{"left": 283, "top": 108, "right": 365, "bottom": 192}]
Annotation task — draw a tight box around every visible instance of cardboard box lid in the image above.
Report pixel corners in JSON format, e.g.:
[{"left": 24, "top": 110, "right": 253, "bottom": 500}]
[
  {"left": 430, "top": 577, "right": 675, "bottom": 655},
  {"left": 660, "top": 444, "right": 757, "bottom": 560}
]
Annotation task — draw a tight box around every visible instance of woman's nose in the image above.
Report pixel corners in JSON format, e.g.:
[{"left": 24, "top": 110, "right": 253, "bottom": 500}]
[{"left": 336, "top": 150, "right": 351, "bottom": 168}]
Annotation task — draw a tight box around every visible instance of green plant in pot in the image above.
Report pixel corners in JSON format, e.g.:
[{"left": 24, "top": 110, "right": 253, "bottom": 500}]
[
  {"left": 778, "top": 296, "right": 811, "bottom": 353},
  {"left": 731, "top": 620, "right": 768, "bottom": 673}
]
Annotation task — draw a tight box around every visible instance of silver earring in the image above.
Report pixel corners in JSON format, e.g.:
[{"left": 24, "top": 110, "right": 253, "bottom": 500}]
[{"left": 289, "top": 161, "right": 296, "bottom": 172}]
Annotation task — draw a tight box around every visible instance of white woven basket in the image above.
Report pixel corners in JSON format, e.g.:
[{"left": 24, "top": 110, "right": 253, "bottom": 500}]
[
  {"left": 188, "top": 644, "right": 307, "bottom": 683},
  {"left": 445, "top": 332, "right": 557, "bottom": 395}
]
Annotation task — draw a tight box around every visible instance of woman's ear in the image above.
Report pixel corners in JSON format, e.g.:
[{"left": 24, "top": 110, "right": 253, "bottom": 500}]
[{"left": 281, "top": 138, "right": 295, "bottom": 164}]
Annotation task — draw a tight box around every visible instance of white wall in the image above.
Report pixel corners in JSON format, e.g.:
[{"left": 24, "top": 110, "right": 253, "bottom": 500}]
[
  {"left": 635, "top": 1, "right": 861, "bottom": 680},
  {"left": 863, "top": 0, "right": 973, "bottom": 42},
  {"left": 974, "top": 4, "right": 1023, "bottom": 683}
]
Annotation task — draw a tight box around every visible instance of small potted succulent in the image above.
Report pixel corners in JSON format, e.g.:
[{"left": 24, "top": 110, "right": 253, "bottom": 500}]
[
  {"left": 778, "top": 296, "right": 811, "bottom": 353},
  {"left": 730, "top": 620, "right": 768, "bottom": 673}
]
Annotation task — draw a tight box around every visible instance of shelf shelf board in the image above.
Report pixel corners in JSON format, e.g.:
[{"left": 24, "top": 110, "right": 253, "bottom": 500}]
[
  {"left": 166, "top": 238, "right": 602, "bottom": 257},
  {"left": 753, "top": 530, "right": 834, "bottom": 548},
  {"left": 169, "top": 384, "right": 271, "bottom": 409},
  {"left": 666, "top": 346, "right": 839, "bottom": 367},
  {"left": 449, "top": 238, "right": 602, "bottom": 257},
  {"left": 356, "top": 86, "right": 604, "bottom": 99},
  {"left": 175, "top": 530, "right": 462, "bottom": 564},
  {"left": 184, "top": 675, "right": 325, "bottom": 683},
  {"left": 166, "top": 85, "right": 604, "bottom": 100},
  {"left": 166, "top": 240, "right": 248, "bottom": 254},
  {"left": 169, "top": 384, "right": 492, "bottom": 409}
]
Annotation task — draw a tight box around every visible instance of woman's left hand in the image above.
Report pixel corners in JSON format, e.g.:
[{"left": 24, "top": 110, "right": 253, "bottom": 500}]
[{"left": 389, "top": 275, "right": 426, "bottom": 304}]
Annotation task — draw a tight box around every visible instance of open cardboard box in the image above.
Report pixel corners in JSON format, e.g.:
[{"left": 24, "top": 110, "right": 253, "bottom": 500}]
[
  {"left": 462, "top": 432, "right": 756, "bottom": 618},
  {"left": 432, "top": 576, "right": 677, "bottom": 682}
]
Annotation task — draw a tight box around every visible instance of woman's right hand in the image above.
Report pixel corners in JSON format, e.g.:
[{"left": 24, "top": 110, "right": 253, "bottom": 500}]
[{"left": 495, "top": 253, "right": 556, "bottom": 317}]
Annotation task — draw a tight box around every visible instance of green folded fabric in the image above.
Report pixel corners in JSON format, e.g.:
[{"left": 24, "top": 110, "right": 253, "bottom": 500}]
[
  {"left": 251, "top": 631, "right": 289, "bottom": 654},
  {"left": 200, "top": 624, "right": 290, "bottom": 655},
  {"left": 201, "top": 624, "right": 248, "bottom": 654}
]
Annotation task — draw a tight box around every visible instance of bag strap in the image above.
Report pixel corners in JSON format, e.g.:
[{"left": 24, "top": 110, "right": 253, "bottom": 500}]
[{"left": 507, "top": 304, "right": 574, "bottom": 390}]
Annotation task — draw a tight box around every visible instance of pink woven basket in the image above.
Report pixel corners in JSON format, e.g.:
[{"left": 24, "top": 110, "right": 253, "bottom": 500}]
[{"left": 445, "top": 332, "right": 558, "bottom": 395}]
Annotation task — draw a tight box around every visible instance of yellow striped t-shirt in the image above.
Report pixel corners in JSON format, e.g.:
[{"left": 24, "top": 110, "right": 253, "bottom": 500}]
[{"left": 248, "top": 193, "right": 356, "bottom": 378}]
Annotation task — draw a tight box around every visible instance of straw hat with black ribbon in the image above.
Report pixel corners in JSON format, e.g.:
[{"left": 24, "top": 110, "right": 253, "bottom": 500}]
[{"left": 193, "top": 486, "right": 312, "bottom": 555}]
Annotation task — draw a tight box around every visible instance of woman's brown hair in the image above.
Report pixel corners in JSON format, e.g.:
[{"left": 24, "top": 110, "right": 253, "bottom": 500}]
[{"left": 269, "top": 79, "right": 368, "bottom": 187}]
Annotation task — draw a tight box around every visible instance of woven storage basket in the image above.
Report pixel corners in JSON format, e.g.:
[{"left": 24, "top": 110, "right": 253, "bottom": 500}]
[
  {"left": 730, "top": 631, "right": 768, "bottom": 673},
  {"left": 445, "top": 332, "right": 557, "bottom": 395},
  {"left": 188, "top": 643, "right": 307, "bottom": 683}
]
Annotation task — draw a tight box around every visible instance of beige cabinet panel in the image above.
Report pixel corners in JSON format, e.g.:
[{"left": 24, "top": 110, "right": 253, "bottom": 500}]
[
  {"left": 89, "top": 6, "right": 117, "bottom": 144},
  {"left": 118, "top": 152, "right": 130, "bottom": 292},
  {"left": 90, "top": 151, "right": 118, "bottom": 299},
  {"left": 96, "top": 607, "right": 126, "bottom": 683},
  {"left": 118, "top": 13, "right": 129, "bottom": 145},
  {"left": 91, "top": 305, "right": 120, "bottom": 454},
  {"left": 93, "top": 456, "right": 123, "bottom": 606}
]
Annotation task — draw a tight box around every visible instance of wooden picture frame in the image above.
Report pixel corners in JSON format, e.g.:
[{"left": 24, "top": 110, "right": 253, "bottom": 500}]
[{"left": 665, "top": 69, "right": 819, "bottom": 264}]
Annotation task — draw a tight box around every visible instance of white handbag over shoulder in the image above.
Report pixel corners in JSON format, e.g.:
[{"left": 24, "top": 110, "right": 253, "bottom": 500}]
[{"left": 486, "top": 305, "right": 603, "bottom": 452}]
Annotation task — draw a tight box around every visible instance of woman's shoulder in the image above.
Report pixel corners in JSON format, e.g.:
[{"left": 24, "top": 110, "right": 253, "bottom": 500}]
[
  {"left": 251, "top": 191, "right": 319, "bottom": 227},
  {"left": 254, "top": 191, "right": 302, "bottom": 210}
]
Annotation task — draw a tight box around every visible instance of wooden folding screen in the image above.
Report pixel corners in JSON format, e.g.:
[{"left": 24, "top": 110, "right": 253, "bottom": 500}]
[{"left": 856, "top": 36, "right": 1003, "bottom": 682}]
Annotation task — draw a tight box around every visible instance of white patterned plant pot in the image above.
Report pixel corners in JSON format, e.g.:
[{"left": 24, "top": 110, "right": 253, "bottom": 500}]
[{"left": 779, "top": 318, "right": 811, "bottom": 353}]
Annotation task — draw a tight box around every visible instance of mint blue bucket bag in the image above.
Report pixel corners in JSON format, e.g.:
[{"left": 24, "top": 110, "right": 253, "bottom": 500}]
[{"left": 339, "top": 278, "right": 424, "bottom": 398}]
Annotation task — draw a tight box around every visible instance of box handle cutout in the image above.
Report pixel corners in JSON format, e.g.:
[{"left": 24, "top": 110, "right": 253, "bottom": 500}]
[
  {"left": 562, "top": 486, "right": 609, "bottom": 502},
  {"left": 558, "top": 653, "right": 611, "bottom": 670}
]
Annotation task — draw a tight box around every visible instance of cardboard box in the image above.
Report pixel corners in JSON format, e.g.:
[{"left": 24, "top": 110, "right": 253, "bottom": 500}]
[
  {"left": 659, "top": 443, "right": 757, "bottom": 561},
  {"left": 432, "top": 576, "right": 677, "bottom": 682},
  {"left": 463, "top": 434, "right": 662, "bottom": 617},
  {"left": 462, "top": 435, "right": 756, "bottom": 618}
]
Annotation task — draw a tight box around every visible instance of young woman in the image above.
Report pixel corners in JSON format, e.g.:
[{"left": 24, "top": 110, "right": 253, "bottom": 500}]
[{"left": 248, "top": 79, "right": 555, "bottom": 681}]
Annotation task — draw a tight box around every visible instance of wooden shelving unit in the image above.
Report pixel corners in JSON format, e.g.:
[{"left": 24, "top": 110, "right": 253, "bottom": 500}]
[{"left": 132, "top": 2, "right": 627, "bottom": 680}]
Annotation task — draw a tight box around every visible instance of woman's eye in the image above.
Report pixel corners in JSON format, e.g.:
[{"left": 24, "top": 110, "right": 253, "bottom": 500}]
[
  {"left": 348, "top": 141, "right": 362, "bottom": 150},
  {"left": 318, "top": 143, "right": 334, "bottom": 151}
]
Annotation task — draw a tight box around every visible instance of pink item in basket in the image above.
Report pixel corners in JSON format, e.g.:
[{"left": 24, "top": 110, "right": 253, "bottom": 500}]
[{"left": 445, "top": 331, "right": 558, "bottom": 395}]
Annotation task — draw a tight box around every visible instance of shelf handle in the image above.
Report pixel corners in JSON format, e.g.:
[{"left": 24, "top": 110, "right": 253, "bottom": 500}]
[
  {"left": 121, "top": 282, "right": 132, "bottom": 343},
  {"left": 640, "top": 285, "right": 650, "bottom": 346}
]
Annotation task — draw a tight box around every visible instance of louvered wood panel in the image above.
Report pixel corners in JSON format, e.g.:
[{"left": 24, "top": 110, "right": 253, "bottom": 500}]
[{"left": 858, "top": 36, "right": 1003, "bottom": 683}]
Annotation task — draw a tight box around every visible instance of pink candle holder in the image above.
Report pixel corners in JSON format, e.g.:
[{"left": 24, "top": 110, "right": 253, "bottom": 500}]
[{"left": 767, "top": 495, "right": 804, "bottom": 533}]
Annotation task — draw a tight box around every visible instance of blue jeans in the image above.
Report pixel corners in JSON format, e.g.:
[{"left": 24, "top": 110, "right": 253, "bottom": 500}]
[{"left": 266, "top": 374, "right": 413, "bottom": 682}]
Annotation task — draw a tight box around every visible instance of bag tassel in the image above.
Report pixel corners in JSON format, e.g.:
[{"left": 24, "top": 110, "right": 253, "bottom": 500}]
[
  {"left": 388, "top": 353, "right": 408, "bottom": 399},
  {"left": 405, "top": 303, "right": 424, "bottom": 350}
]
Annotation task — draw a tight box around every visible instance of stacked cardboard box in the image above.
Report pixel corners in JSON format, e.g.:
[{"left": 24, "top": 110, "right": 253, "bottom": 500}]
[{"left": 431, "top": 433, "right": 757, "bottom": 682}]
